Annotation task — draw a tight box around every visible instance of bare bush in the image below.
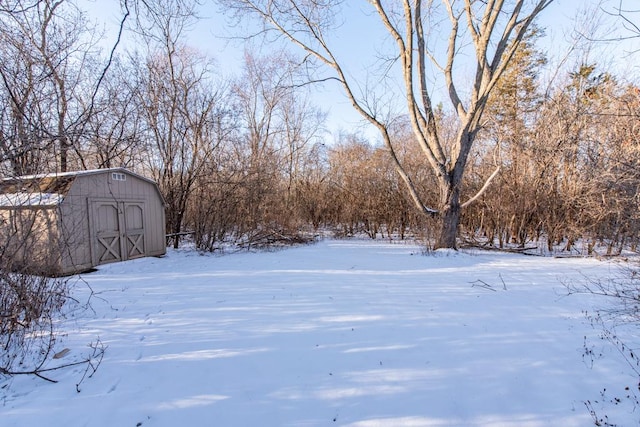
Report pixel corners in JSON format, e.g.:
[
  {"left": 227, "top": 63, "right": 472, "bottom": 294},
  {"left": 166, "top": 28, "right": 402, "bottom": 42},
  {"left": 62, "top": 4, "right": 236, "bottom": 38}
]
[
  {"left": 569, "top": 264, "right": 640, "bottom": 325},
  {"left": 0, "top": 265, "right": 68, "bottom": 380},
  {"left": 567, "top": 264, "right": 640, "bottom": 425},
  {"left": 0, "top": 259, "right": 106, "bottom": 387},
  {"left": 0, "top": 191, "right": 104, "bottom": 384},
  {"left": 1, "top": 271, "right": 65, "bottom": 350}
]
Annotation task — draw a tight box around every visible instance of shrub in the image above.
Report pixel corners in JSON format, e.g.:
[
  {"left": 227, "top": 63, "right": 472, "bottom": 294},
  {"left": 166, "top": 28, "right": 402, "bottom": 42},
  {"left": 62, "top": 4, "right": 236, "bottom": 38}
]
[{"left": 0, "top": 267, "right": 69, "bottom": 380}]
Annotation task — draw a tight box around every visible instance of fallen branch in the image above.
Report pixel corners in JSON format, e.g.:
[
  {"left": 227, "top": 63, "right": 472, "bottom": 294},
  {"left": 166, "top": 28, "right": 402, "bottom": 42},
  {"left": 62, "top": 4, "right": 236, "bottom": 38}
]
[
  {"left": 470, "top": 279, "right": 497, "bottom": 292},
  {"left": 0, "top": 339, "right": 106, "bottom": 386}
]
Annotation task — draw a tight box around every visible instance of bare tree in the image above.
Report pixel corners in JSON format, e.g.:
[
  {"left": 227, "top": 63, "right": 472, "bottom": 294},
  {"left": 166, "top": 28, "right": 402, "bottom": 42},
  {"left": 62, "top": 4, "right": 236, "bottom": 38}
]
[
  {"left": 0, "top": 0, "right": 60, "bottom": 175},
  {"left": 77, "top": 58, "right": 146, "bottom": 169},
  {"left": 130, "top": 0, "right": 229, "bottom": 248},
  {"left": 229, "top": 49, "right": 326, "bottom": 234},
  {"left": 0, "top": 0, "right": 104, "bottom": 173},
  {"left": 0, "top": 0, "right": 132, "bottom": 175},
  {"left": 279, "top": 74, "right": 327, "bottom": 205},
  {"left": 218, "top": 0, "right": 554, "bottom": 248}
]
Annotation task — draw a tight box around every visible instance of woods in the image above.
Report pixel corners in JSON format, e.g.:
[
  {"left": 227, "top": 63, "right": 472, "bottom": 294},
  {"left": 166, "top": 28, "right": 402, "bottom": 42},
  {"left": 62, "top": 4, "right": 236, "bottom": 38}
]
[
  {"left": 2, "top": 3, "right": 640, "bottom": 419},
  {"left": 0, "top": 0, "right": 638, "bottom": 254}
]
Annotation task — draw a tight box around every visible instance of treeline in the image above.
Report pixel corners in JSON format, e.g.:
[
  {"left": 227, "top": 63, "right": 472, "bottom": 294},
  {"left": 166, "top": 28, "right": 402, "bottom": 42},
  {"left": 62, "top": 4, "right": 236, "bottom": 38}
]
[
  {"left": 467, "top": 67, "right": 640, "bottom": 254},
  {"left": 0, "top": 1, "right": 638, "bottom": 254}
]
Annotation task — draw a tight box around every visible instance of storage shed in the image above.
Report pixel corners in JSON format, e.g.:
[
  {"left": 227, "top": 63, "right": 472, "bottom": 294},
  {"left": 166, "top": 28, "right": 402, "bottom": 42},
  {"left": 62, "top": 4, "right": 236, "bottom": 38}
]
[{"left": 0, "top": 168, "right": 166, "bottom": 275}]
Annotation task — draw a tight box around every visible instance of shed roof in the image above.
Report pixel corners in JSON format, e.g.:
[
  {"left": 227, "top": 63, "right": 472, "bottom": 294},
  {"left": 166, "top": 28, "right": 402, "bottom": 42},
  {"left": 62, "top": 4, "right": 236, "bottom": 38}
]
[{"left": 0, "top": 168, "right": 162, "bottom": 208}]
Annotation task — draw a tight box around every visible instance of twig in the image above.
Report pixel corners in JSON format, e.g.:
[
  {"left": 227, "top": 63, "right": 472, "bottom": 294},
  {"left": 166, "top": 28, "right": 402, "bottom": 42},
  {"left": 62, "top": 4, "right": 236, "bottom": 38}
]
[
  {"left": 76, "top": 339, "right": 106, "bottom": 393},
  {"left": 1, "top": 339, "right": 106, "bottom": 386},
  {"left": 470, "top": 279, "right": 497, "bottom": 291},
  {"left": 499, "top": 273, "right": 507, "bottom": 290}
]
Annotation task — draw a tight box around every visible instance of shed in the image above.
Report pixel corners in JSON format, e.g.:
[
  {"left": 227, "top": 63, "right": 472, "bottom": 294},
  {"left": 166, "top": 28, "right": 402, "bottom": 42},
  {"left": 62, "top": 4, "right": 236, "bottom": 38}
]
[{"left": 0, "top": 168, "right": 166, "bottom": 275}]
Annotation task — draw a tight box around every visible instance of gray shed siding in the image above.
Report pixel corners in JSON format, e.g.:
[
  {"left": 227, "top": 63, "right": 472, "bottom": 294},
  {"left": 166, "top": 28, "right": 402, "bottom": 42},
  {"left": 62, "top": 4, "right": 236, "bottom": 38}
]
[
  {"left": 61, "top": 170, "right": 166, "bottom": 271},
  {"left": 0, "top": 168, "right": 166, "bottom": 275}
]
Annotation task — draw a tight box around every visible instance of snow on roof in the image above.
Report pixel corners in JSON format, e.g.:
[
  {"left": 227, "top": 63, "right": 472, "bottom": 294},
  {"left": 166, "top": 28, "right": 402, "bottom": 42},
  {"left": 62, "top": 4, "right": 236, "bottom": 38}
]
[
  {"left": 0, "top": 192, "right": 63, "bottom": 207},
  {"left": 1, "top": 167, "right": 159, "bottom": 190},
  {"left": 4, "top": 167, "right": 127, "bottom": 181}
]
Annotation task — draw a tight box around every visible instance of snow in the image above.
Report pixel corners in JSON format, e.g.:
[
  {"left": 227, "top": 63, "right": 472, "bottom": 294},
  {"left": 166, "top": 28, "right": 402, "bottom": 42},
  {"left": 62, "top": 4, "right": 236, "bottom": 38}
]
[
  {"left": 4, "top": 167, "right": 127, "bottom": 181},
  {"left": 0, "top": 192, "right": 63, "bottom": 207},
  {"left": 1, "top": 239, "right": 637, "bottom": 426}
]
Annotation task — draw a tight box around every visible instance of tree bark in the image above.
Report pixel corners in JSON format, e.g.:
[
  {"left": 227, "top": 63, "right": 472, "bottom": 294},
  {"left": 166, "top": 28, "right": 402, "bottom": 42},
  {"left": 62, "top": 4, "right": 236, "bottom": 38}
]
[{"left": 437, "top": 180, "right": 461, "bottom": 249}]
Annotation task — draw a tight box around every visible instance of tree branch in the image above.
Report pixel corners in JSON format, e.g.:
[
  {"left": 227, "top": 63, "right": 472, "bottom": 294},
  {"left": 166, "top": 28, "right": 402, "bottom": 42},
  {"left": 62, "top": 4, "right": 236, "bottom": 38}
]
[{"left": 461, "top": 165, "right": 501, "bottom": 208}]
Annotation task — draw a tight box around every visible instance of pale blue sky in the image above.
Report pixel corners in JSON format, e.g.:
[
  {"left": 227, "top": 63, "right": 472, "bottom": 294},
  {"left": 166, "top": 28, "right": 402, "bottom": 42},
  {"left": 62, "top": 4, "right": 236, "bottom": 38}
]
[{"left": 86, "top": 0, "right": 638, "bottom": 141}]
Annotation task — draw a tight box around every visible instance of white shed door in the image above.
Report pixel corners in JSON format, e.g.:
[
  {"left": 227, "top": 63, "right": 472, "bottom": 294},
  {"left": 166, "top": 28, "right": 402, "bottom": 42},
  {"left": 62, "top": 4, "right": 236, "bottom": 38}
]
[{"left": 92, "top": 201, "right": 146, "bottom": 265}]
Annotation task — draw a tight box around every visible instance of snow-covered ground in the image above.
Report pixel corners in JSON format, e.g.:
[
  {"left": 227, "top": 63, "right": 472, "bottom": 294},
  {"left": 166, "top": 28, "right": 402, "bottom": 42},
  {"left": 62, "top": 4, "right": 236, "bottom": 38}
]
[{"left": 1, "top": 239, "right": 637, "bottom": 426}]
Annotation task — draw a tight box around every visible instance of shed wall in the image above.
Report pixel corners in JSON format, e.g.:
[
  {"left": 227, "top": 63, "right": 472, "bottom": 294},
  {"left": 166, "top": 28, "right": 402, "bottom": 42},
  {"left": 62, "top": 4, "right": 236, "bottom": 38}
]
[
  {"left": 0, "top": 169, "right": 166, "bottom": 275},
  {"left": 0, "top": 207, "right": 63, "bottom": 274},
  {"left": 58, "top": 171, "right": 166, "bottom": 273}
]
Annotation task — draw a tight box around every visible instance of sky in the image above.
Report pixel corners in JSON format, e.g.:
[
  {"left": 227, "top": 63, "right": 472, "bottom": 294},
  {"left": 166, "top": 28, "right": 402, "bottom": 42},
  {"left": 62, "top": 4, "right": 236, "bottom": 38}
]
[{"left": 84, "top": 0, "right": 639, "bottom": 141}]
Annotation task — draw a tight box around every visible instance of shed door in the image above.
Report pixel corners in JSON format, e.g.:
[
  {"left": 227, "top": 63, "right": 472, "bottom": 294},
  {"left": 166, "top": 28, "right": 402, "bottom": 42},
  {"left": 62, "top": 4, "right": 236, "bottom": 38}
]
[
  {"left": 123, "top": 203, "right": 145, "bottom": 259},
  {"left": 92, "top": 201, "right": 146, "bottom": 265}
]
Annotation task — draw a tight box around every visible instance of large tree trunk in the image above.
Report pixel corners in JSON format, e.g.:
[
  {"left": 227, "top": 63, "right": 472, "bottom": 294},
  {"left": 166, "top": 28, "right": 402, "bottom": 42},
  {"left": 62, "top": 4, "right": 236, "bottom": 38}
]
[{"left": 436, "top": 182, "right": 461, "bottom": 249}]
